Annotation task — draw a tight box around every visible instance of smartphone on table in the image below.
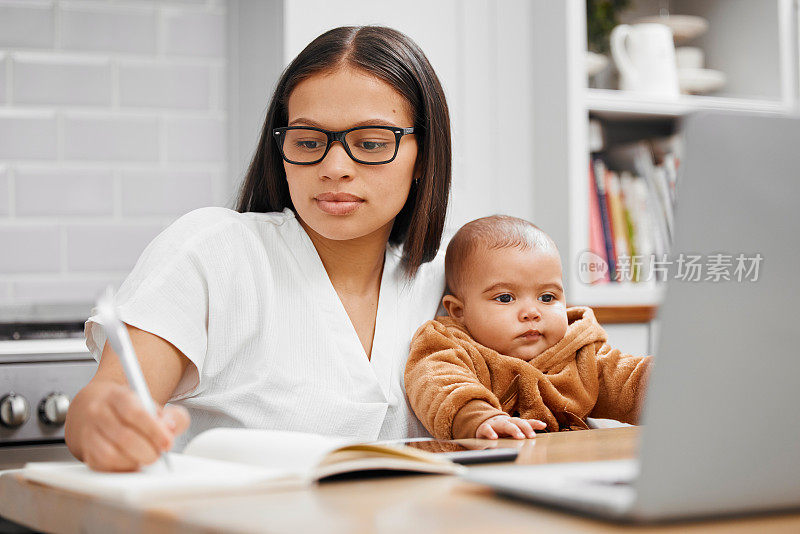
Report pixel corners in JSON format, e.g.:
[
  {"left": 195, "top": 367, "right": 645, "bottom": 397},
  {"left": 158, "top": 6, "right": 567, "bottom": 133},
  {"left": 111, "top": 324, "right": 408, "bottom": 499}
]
[{"left": 385, "top": 438, "right": 522, "bottom": 465}]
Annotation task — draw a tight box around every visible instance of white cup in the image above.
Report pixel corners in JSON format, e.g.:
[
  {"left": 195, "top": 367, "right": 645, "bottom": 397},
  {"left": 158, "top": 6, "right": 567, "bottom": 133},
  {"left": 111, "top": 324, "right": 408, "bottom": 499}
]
[
  {"left": 676, "top": 46, "right": 704, "bottom": 70},
  {"left": 610, "top": 23, "right": 680, "bottom": 97}
]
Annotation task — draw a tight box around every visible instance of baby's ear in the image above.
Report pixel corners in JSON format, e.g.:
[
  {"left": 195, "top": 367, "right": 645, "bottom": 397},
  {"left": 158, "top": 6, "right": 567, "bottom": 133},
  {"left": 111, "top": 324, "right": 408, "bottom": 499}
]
[{"left": 442, "top": 295, "right": 465, "bottom": 321}]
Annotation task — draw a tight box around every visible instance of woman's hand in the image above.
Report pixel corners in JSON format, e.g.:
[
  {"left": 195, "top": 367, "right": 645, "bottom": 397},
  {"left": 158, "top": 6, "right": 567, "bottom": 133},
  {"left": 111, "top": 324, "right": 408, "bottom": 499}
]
[
  {"left": 475, "top": 415, "right": 546, "bottom": 439},
  {"left": 66, "top": 381, "right": 190, "bottom": 472},
  {"left": 66, "top": 324, "right": 193, "bottom": 471}
]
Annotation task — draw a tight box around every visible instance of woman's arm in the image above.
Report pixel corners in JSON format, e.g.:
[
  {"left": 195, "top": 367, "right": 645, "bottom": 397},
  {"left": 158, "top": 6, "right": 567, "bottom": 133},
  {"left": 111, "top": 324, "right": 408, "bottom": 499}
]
[{"left": 64, "top": 324, "right": 191, "bottom": 471}]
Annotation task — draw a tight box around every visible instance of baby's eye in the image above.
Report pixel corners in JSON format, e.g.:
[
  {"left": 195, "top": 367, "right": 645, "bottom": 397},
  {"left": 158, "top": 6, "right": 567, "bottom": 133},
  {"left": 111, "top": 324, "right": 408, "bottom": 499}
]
[
  {"left": 494, "top": 294, "right": 514, "bottom": 304},
  {"left": 539, "top": 294, "right": 556, "bottom": 303}
]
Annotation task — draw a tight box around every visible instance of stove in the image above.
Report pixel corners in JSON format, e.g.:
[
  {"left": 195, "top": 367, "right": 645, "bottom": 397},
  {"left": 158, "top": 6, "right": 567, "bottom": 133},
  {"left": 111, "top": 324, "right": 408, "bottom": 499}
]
[
  {"left": 0, "top": 303, "right": 98, "bottom": 463},
  {"left": 0, "top": 302, "right": 92, "bottom": 341}
]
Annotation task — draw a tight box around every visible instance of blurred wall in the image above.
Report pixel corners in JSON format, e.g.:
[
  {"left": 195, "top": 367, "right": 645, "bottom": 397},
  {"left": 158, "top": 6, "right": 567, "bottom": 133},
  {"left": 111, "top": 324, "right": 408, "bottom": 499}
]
[
  {"left": 0, "top": 0, "right": 537, "bottom": 308},
  {"left": 0, "top": 0, "right": 228, "bottom": 306}
]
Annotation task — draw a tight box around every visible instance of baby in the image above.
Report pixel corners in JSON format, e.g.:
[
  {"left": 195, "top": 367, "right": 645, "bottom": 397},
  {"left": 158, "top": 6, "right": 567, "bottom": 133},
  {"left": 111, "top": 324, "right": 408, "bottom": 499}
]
[{"left": 405, "top": 215, "right": 652, "bottom": 440}]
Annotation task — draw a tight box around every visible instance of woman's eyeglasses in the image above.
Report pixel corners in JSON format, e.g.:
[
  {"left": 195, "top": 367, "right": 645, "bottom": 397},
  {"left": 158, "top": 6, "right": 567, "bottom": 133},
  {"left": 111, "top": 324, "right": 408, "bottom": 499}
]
[{"left": 273, "top": 125, "right": 415, "bottom": 165}]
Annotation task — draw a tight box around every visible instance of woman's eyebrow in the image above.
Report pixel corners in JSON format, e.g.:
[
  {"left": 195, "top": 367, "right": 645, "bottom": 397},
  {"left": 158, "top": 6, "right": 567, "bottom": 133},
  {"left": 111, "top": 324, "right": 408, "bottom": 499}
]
[{"left": 288, "top": 117, "right": 401, "bottom": 128}]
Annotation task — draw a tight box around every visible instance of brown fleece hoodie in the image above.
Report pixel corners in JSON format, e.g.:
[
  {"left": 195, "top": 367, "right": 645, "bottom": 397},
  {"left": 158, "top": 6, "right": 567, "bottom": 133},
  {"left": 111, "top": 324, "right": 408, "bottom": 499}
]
[{"left": 404, "top": 307, "right": 652, "bottom": 439}]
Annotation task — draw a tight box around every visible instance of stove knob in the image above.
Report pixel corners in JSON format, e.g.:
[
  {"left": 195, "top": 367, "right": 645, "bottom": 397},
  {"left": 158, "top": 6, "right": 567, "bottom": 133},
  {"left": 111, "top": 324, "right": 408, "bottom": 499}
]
[
  {"left": 0, "top": 393, "right": 30, "bottom": 428},
  {"left": 39, "top": 393, "right": 69, "bottom": 426},
  {"left": 39, "top": 393, "right": 71, "bottom": 426}
]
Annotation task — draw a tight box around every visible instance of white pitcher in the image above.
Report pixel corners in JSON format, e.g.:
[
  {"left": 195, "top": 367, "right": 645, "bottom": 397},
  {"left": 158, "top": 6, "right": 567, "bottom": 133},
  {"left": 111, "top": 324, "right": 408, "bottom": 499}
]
[{"left": 610, "top": 23, "right": 680, "bottom": 97}]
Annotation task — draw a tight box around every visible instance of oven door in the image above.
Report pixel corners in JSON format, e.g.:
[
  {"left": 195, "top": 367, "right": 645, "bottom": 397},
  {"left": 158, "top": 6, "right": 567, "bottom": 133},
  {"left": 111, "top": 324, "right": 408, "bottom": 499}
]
[{"left": 0, "top": 339, "right": 97, "bottom": 466}]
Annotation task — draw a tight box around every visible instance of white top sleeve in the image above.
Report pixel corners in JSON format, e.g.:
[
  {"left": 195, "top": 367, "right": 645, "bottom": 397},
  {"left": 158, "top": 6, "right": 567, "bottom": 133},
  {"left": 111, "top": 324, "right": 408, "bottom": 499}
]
[{"left": 84, "top": 208, "right": 229, "bottom": 400}]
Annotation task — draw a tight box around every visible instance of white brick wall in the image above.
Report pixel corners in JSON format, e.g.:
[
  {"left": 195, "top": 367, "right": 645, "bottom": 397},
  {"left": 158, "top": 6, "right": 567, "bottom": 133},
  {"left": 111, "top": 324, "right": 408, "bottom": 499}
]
[
  {"left": 0, "top": 0, "right": 228, "bottom": 307},
  {"left": 163, "top": 10, "right": 225, "bottom": 57},
  {"left": 0, "top": 225, "right": 61, "bottom": 273},
  {"left": 0, "top": 166, "right": 8, "bottom": 216},
  {"left": 13, "top": 53, "right": 112, "bottom": 106},
  {"left": 118, "top": 61, "right": 210, "bottom": 109},
  {"left": 164, "top": 116, "right": 225, "bottom": 162},
  {"left": 65, "top": 223, "right": 168, "bottom": 272},
  {"left": 0, "top": 53, "right": 6, "bottom": 104},
  {"left": 120, "top": 170, "right": 214, "bottom": 216},
  {"left": 0, "top": 110, "right": 58, "bottom": 159},
  {"left": 62, "top": 114, "right": 160, "bottom": 160},
  {"left": 15, "top": 168, "right": 114, "bottom": 216},
  {"left": 60, "top": 5, "right": 157, "bottom": 55},
  {"left": 0, "top": 4, "right": 55, "bottom": 49}
]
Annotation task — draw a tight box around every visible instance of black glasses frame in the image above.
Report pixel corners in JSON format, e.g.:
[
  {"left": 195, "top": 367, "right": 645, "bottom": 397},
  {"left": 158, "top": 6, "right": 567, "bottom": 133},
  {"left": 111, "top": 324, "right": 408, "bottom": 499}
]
[{"left": 272, "top": 125, "right": 415, "bottom": 165}]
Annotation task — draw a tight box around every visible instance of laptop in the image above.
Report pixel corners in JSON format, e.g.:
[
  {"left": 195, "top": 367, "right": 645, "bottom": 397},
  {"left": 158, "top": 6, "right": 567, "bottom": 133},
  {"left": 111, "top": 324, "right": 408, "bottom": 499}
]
[{"left": 463, "top": 111, "right": 800, "bottom": 522}]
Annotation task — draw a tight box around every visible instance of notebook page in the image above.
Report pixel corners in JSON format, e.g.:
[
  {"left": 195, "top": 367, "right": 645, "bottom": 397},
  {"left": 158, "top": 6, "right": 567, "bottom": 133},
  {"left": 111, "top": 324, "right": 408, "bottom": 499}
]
[
  {"left": 21, "top": 454, "right": 298, "bottom": 503},
  {"left": 183, "top": 428, "right": 354, "bottom": 475}
]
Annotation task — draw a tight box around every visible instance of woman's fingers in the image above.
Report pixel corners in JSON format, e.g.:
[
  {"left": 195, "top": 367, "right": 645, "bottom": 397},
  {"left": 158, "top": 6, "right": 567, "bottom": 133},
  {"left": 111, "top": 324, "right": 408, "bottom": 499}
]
[
  {"left": 83, "top": 430, "right": 139, "bottom": 472},
  {"left": 72, "top": 382, "right": 186, "bottom": 471},
  {"left": 161, "top": 405, "right": 190, "bottom": 437},
  {"left": 96, "top": 420, "right": 159, "bottom": 467},
  {"left": 110, "top": 391, "right": 172, "bottom": 451},
  {"left": 97, "top": 402, "right": 162, "bottom": 466}
]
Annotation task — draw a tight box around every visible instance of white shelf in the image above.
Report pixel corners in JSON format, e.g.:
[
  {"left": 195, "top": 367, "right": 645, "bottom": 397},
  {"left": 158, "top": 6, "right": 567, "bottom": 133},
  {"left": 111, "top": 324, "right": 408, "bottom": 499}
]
[
  {"left": 586, "top": 88, "right": 792, "bottom": 119},
  {"left": 532, "top": 0, "right": 797, "bottom": 310},
  {"left": 569, "top": 282, "right": 666, "bottom": 307}
]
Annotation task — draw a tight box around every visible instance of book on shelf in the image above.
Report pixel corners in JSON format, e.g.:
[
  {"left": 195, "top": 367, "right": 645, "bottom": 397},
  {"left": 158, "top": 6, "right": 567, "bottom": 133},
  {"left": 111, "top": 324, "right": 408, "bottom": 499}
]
[
  {"left": 620, "top": 171, "right": 655, "bottom": 282},
  {"left": 604, "top": 168, "right": 631, "bottom": 270},
  {"left": 590, "top": 158, "right": 618, "bottom": 281},
  {"left": 13, "top": 428, "right": 464, "bottom": 503},
  {"left": 587, "top": 163, "right": 610, "bottom": 283},
  {"left": 589, "top": 136, "right": 679, "bottom": 284}
]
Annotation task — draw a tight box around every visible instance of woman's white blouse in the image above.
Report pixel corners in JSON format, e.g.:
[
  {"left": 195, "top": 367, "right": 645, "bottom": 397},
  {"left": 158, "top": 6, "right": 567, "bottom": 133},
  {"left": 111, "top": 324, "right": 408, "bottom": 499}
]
[{"left": 84, "top": 207, "right": 446, "bottom": 450}]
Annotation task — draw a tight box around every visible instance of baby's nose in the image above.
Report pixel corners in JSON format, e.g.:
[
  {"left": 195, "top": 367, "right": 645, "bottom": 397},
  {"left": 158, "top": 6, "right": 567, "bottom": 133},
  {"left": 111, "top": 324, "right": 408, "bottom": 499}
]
[{"left": 520, "top": 307, "right": 541, "bottom": 321}]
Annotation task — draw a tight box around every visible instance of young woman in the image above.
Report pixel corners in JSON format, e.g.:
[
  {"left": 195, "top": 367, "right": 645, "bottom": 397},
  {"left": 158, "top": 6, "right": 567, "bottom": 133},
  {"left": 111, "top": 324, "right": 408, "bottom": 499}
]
[{"left": 64, "top": 26, "right": 452, "bottom": 472}]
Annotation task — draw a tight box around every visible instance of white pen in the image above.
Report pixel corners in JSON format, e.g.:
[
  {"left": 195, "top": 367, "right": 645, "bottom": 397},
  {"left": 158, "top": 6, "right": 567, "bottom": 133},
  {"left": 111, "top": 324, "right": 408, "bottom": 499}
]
[{"left": 96, "top": 285, "right": 173, "bottom": 472}]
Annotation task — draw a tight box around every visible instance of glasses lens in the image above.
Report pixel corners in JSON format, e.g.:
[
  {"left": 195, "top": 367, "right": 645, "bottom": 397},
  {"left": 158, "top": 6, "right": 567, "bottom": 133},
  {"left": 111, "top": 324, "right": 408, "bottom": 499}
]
[
  {"left": 345, "top": 128, "right": 397, "bottom": 163},
  {"left": 282, "top": 128, "right": 328, "bottom": 163}
]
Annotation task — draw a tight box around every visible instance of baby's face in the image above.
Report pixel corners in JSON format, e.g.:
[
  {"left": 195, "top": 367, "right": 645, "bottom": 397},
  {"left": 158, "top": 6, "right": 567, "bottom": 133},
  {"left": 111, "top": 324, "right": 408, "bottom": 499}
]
[{"left": 454, "top": 246, "right": 569, "bottom": 360}]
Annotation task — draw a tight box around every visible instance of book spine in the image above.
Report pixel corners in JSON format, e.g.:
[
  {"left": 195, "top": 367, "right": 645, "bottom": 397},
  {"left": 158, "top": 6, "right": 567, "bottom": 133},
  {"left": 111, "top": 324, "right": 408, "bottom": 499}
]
[
  {"left": 652, "top": 167, "right": 675, "bottom": 246},
  {"left": 588, "top": 163, "right": 610, "bottom": 283},
  {"left": 602, "top": 168, "right": 619, "bottom": 279},
  {"left": 591, "top": 157, "right": 617, "bottom": 281},
  {"left": 618, "top": 172, "right": 639, "bottom": 282},
  {"left": 606, "top": 170, "right": 630, "bottom": 281},
  {"left": 619, "top": 171, "right": 646, "bottom": 282}
]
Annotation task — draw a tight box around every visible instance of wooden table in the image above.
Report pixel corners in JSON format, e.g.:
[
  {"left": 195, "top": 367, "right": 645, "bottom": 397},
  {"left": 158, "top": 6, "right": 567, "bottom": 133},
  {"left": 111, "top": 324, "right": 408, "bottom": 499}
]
[{"left": 1, "top": 427, "right": 799, "bottom": 533}]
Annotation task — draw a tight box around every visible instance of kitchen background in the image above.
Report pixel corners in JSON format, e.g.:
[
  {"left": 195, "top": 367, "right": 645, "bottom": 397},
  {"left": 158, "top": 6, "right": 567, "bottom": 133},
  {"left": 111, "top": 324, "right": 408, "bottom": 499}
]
[
  {"left": 1, "top": 0, "right": 229, "bottom": 311},
  {"left": 0, "top": 0, "right": 541, "bottom": 471},
  {"left": 4, "top": 0, "right": 795, "bottom": 351},
  {"left": 0, "top": 0, "right": 538, "bottom": 314},
  {"left": 0, "top": 0, "right": 797, "bottom": 463}
]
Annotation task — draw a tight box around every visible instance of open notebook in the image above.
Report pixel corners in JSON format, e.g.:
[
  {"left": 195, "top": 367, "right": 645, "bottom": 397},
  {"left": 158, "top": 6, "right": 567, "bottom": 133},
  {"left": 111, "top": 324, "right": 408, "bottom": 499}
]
[{"left": 18, "top": 429, "right": 464, "bottom": 502}]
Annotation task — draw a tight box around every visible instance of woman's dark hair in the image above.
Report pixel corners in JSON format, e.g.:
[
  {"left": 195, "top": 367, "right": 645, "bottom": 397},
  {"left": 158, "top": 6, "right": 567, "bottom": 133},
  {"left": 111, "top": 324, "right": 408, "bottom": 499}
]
[{"left": 235, "top": 26, "right": 451, "bottom": 277}]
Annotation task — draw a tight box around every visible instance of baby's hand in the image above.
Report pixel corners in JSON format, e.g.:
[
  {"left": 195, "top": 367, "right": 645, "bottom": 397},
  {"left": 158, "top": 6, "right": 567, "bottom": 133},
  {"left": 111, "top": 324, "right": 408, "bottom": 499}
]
[{"left": 476, "top": 415, "right": 547, "bottom": 439}]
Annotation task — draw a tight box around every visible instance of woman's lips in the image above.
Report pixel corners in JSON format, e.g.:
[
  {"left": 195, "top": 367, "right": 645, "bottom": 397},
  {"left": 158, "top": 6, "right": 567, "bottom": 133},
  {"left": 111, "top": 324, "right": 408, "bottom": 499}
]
[{"left": 314, "top": 192, "right": 365, "bottom": 216}]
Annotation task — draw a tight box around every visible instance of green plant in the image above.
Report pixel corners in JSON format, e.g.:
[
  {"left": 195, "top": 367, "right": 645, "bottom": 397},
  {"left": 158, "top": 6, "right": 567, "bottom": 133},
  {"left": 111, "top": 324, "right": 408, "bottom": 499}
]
[{"left": 586, "top": 0, "right": 631, "bottom": 54}]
